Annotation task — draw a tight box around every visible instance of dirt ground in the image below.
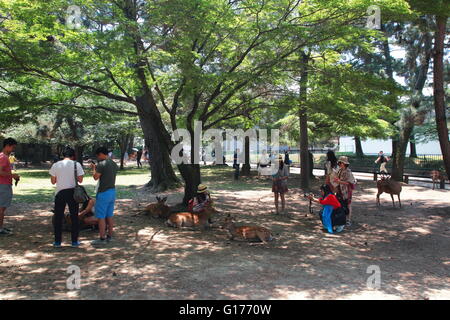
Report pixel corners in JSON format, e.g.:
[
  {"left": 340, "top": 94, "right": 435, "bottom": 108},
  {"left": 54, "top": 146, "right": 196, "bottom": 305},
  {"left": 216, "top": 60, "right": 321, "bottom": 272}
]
[{"left": 0, "top": 174, "right": 449, "bottom": 300}]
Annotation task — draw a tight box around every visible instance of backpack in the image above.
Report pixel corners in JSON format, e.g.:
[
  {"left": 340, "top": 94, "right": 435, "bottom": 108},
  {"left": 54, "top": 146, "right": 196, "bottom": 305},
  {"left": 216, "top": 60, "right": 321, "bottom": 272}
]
[{"left": 332, "top": 207, "right": 346, "bottom": 226}]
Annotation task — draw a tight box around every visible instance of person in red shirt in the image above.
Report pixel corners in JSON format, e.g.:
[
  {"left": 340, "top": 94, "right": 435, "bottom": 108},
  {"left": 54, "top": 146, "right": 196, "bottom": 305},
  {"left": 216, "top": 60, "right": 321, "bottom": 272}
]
[
  {"left": 308, "top": 184, "right": 345, "bottom": 233},
  {"left": 0, "top": 138, "right": 20, "bottom": 235}
]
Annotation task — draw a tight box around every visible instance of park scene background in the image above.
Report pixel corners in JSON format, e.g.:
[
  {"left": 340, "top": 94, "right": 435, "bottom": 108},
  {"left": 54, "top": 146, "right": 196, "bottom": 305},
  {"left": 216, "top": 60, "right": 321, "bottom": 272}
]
[{"left": 0, "top": 0, "right": 449, "bottom": 300}]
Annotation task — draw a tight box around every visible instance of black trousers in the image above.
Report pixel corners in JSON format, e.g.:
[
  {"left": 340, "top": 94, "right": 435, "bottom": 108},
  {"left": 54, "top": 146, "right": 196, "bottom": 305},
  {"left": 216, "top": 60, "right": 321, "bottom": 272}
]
[
  {"left": 137, "top": 157, "right": 142, "bottom": 168},
  {"left": 54, "top": 188, "right": 79, "bottom": 243}
]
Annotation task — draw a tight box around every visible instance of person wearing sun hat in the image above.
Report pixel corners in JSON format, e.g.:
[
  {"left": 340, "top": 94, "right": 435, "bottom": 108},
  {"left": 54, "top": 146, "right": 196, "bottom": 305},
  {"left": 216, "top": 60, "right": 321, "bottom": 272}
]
[
  {"left": 272, "top": 154, "right": 289, "bottom": 214},
  {"left": 334, "top": 156, "right": 356, "bottom": 227},
  {"left": 192, "top": 184, "right": 212, "bottom": 213}
]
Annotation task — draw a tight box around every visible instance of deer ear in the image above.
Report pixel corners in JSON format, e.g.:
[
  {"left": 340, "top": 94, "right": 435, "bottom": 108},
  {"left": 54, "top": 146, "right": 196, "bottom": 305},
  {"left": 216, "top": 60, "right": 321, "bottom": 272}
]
[{"left": 156, "top": 196, "right": 160, "bottom": 201}]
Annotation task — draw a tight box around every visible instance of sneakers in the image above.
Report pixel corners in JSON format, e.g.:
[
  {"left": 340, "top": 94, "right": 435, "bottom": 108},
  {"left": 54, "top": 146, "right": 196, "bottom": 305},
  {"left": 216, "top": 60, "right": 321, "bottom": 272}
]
[
  {"left": 106, "top": 235, "right": 113, "bottom": 243},
  {"left": 71, "top": 241, "right": 81, "bottom": 248},
  {"left": 0, "top": 228, "right": 12, "bottom": 235},
  {"left": 53, "top": 242, "right": 62, "bottom": 248},
  {"left": 346, "top": 221, "right": 352, "bottom": 227},
  {"left": 91, "top": 238, "right": 107, "bottom": 246},
  {"left": 335, "top": 225, "right": 345, "bottom": 233}
]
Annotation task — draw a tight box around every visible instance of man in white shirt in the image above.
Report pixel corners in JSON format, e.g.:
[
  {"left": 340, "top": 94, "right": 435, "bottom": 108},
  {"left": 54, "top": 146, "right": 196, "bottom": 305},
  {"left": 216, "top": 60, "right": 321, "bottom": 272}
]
[{"left": 49, "top": 148, "right": 84, "bottom": 248}]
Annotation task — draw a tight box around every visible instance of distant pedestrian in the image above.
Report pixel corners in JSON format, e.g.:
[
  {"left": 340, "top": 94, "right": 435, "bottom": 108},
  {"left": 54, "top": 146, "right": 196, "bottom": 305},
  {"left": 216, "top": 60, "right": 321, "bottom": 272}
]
[
  {"left": 90, "top": 147, "right": 118, "bottom": 247},
  {"left": 9, "top": 153, "right": 17, "bottom": 171},
  {"left": 49, "top": 147, "right": 84, "bottom": 247},
  {"left": 0, "top": 138, "right": 20, "bottom": 235},
  {"left": 375, "top": 151, "right": 389, "bottom": 173},
  {"left": 136, "top": 148, "right": 143, "bottom": 168}
]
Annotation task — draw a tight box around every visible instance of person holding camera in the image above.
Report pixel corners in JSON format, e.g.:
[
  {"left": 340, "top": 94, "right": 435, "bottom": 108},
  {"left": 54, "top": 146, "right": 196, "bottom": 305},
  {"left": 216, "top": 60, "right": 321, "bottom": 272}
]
[
  {"left": 308, "top": 184, "right": 345, "bottom": 234},
  {"left": 90, "top": 147, "right": 118, "bottom": 247},
  {"left": 49, "top": 147, "right": 84, "bottom": 247}
]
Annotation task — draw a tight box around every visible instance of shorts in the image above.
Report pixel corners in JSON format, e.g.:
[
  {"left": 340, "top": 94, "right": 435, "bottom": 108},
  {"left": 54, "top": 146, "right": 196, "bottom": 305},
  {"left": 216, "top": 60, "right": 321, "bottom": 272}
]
[
  {"left": 272, "top": 181, "right": 288, "bottom": 194},
  {"left": 95, "top": 188, "right": 116, "bottom": 219},
  {"left": 0, "top": 184, "right": 13, "bottom": 208}
]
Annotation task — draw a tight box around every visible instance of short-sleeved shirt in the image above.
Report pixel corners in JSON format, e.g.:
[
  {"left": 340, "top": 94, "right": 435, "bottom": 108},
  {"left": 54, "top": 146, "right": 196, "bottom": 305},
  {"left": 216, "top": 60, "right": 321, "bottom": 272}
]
[
  {"left": 96, "top": 158, "right": 118, "bottom": 194},
  {"left": 49, "top": 160, "right": 85, "bottom": 194},
  {"left": 0, "top": 152, "right": 12, "bottom": 185}
]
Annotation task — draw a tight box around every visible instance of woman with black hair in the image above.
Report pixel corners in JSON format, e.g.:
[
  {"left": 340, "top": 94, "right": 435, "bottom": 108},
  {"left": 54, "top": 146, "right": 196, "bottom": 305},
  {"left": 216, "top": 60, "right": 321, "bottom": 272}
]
[
  {"left": 325, "top": 150, "right": 338, "bottom": 192},
  {"left": 272, "top": 155, "right": 289, "bottom": 214},
  {"left": 308, "top": 184, "right": 345, "bottom": 233}
]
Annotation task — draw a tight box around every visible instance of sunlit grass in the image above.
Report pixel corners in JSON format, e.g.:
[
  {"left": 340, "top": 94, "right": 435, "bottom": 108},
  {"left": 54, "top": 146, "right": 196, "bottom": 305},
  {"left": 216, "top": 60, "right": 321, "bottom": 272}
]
[{"left": 12, "top": 164, "right": 280, "bottom": 203}]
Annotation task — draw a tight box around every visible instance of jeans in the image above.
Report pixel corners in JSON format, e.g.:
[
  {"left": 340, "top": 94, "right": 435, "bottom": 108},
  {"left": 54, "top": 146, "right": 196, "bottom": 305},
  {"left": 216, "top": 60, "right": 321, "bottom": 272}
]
[{"left": 54, "top": 188, "right": 79, "bottom": 243}]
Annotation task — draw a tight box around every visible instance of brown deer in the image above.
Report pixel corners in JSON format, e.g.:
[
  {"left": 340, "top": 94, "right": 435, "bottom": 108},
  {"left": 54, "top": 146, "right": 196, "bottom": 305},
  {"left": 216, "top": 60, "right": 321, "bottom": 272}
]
[
  {"left": 165, "top": 203, "right": 218, "bottom": 230},
  {"left": 376, "top": 176, "right": 402, "bottom": 208},
  {"left": 431, "top": 170, "right": 446, "bottom": 190},
  {"left": 221, "top": 214, "right": 274, "bottom": 243},
  {"left": 141, "top": 196, "right": 171, "bottom": 219}
]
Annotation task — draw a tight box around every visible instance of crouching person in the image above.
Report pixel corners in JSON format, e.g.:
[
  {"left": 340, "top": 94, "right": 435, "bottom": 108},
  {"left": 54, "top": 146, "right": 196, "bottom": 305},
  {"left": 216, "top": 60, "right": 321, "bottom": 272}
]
[
  {"left": 79, "top": 195, "right": 98, "bottom": 228},
  {"left": 308, "top": 184, "right": 345, "bottom": 234}
]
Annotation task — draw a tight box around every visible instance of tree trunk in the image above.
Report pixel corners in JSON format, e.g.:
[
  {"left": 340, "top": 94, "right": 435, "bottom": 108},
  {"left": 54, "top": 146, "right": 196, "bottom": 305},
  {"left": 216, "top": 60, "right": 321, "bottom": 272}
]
[
  {"left": 74, "top": 146, "right": 84, "bottom": 165},
  {"left": 355, "top": 136, "right": 364, "bottom": 158},
  {"left": 177, "top": 163, "right": 201, "bottom": 206},
  {"left": 299, "top": 52, "right": 310, "bottom": 190},
  {"left": 391, "top": 123, "right": 414, "bottom": 181},
  {"left": 118, "top": 134, "right": 131, "bottom": 170},
  {"left": 433, "top": 15, "right": 450, "bottom": 178},
  {"left": 136, "top": 95, "right": 180, "bottom": 193},
  {"left": 308, "top": 151, "right": 314, "bottom": 178},
  {"left": 241, "top": 136, "right": 251, "bottom": 176},
  {"left": 409, "top": 134, "right": 417, "bottom": 158}
]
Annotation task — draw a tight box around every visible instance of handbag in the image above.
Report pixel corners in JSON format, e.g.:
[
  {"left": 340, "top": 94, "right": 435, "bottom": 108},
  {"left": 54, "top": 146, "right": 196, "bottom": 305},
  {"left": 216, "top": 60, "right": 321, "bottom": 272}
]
[{"left": 73, "top": 161, "right": 89, "bottom": 203}]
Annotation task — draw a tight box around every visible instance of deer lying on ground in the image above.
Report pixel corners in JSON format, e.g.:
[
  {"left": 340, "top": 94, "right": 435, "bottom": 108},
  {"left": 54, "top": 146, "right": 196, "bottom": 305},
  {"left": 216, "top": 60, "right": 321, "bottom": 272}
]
[
  {"left": 431, "top": 170, "right": 446, "bottom": 190},
  {"left": 376, "top": 176, "right": 402, "bottom": 208},
  {"left": 141, "top": 196, "right": 171, "bottom": 219},
  {"left": 221, "top": 214, "right": 274, "bottom": 243},
  {"left": 165, "top": 202, "right": 218, "bottom": 230}
]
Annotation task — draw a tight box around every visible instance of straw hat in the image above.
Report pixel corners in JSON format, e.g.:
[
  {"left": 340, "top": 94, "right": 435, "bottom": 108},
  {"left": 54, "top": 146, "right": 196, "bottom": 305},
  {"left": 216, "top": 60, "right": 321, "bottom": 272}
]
[
  {"left": 197, "top": 184, "right": 208, "bottom": 193},
  {"left": 338, "top": 156, "right": 350, "bottom": 165}
]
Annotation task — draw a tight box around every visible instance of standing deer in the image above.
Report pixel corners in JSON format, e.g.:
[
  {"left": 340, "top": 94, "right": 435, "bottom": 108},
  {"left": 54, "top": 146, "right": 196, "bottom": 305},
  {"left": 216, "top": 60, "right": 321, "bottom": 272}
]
[
  {"left": 376, "top": 176, "right": 402, "bottom": 208},
  {"left": 221, "top": 214, "right": 274, "bottom": 243},
  {"left": 431, "top": 170, "right": 446, "bottom": 190},
  {"left": 142, "top": 196, "right": 171, "bottom": 219},
  {"left": 166, "top": 202, "right": 218, "bottom": 230}
]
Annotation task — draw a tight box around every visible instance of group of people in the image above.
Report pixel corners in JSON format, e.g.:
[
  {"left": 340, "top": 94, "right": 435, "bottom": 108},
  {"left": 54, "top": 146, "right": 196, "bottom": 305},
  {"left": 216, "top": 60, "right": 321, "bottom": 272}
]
[
  {"left": 121, "top": 148, "right": 149, "bottom": 169},
  {"left": 267, "top": 149, "right": 357, "bottom": 233},
  {"left": 321, "top": 151, "right": 357, "bottom": 228},
  {"left": 0, "top": 137, "right": 119, "bottom": 247},
  {"left": 50, "top": 146, "right": 118, "bottom": 247},
  {"left": 0, "top": 135, "right": 361, "bottom": 244}
]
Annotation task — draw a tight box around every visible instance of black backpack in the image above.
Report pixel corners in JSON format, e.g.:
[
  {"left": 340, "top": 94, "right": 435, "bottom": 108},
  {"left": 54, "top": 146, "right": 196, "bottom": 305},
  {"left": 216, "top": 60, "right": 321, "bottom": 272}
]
[{"left": 332, "top": 207, "right": 347, "bottom": 226}]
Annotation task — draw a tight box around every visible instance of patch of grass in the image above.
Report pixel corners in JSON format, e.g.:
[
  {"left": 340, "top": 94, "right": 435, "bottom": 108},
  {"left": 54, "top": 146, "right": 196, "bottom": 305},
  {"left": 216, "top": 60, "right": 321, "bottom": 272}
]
[
  {"left": 12, "top": 167, "right": 153, "bottom": 203},
  {"left": 12, "top": 165, "right": 276, "bottom": 203}
]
